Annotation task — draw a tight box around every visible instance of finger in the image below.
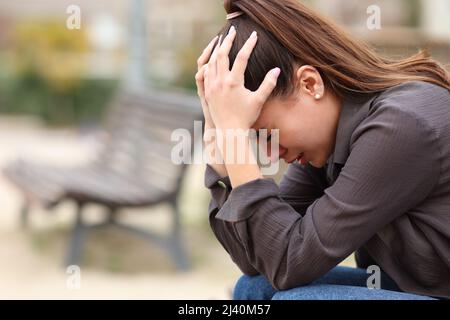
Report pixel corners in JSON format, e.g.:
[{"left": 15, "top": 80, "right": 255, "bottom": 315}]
[
  {"left": 208, "top": 34, "right": 222, "bottom": 78},
  {"left": 254, "top": 67, "right": 281, "bottom": 104},
  {"left": 217, "top": 25, "right": 237, "bottom": 75},
  {"left": 231, "top": 31, "right": 258, "bottom": 79},
  {"left": 195, "top": 65, "right": 207, "bottom": 99},
  {"left": 203, "top": 65, "right": 210, "bottom": 98},
  {"left": 197, "top": 35, "right": 219, "bottom": 70}
]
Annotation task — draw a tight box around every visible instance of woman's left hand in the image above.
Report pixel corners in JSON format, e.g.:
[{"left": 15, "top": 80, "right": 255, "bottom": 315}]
[{"left": 204, "top": 26, "right": 281, "bottom": 131}]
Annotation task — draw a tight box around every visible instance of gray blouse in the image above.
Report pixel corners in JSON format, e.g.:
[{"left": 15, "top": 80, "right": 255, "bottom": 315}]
[{"left": 205, "top": 81, "right": 450, "bottom": 299}]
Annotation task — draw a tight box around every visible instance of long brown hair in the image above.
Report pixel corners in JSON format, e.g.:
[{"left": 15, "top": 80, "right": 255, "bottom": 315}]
[{"left": 218, "top": 0, "right": 450, "bottom": 99}]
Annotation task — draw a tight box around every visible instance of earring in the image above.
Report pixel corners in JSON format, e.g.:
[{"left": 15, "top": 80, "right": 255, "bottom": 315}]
[{"left": 314, "top": 93, "right": 321, "bottom": 100}]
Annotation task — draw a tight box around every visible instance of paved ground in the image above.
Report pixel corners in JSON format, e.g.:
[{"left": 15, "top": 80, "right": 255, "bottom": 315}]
[{"left": 0, "top": 116, "right": 355, "bottom": 299}]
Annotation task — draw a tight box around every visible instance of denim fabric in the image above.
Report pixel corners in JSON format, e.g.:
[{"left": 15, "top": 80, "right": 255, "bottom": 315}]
[{"left": 233, "top": 267, "right": 436, "bottom": 300}]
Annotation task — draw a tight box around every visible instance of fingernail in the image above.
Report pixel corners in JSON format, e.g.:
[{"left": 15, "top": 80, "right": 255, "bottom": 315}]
[
  {"left": 228, "top": 25, "right": 236, "bottom": 35},
  {"left": 250, "top": 31, "right": 257, "bottom": 39},
  {"left": 272, "top": 68, "right": 281, "bottom": 77}
]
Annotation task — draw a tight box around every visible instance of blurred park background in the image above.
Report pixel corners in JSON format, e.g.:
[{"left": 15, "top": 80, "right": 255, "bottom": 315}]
[{"left": 0, "top": 0, "right": 449, "bottom": 299}]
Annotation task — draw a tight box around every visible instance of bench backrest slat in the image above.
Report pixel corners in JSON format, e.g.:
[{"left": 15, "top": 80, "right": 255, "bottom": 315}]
[{"left": 97, "top": 88, "right": 202, "bottom": 194}]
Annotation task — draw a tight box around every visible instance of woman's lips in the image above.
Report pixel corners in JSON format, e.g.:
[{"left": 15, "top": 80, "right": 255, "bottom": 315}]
[{"left": 298, "top": 154, "right": 308, "bottom": 165}]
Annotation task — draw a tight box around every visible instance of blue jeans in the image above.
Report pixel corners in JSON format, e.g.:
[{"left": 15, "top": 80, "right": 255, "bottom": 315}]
[{"left": 233, "top": 266, "right": 436, "bottom": 300}]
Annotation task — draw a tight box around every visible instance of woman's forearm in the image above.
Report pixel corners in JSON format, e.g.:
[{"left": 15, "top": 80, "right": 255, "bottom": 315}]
[
  {"left": 216, "top": 127, "right": 263, "bottom": 188},
  {"left": 203, "top": 123, "right": 228, "bottom": 178}
]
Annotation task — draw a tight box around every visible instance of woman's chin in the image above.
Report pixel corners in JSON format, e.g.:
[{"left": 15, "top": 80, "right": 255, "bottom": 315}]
[{"left": 308, "top": 158, "right": 326, "bottom": 168}]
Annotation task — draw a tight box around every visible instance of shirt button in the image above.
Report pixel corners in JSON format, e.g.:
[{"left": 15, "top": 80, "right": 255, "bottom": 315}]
[{"left": 217, "top": 181, "right": 227, "bottom": 189}]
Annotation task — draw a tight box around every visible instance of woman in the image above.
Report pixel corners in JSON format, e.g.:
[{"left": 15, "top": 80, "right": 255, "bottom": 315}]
[{"left": 196, "top": 0, "right": 450, "bottom": 300}]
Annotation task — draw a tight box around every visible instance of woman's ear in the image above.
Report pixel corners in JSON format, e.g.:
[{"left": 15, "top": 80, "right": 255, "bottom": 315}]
[{"left": 296, "top": 65, "right": 325, "bottom": 100}]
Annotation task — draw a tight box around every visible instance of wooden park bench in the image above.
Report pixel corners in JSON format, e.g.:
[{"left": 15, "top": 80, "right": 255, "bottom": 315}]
[{"left": 3, "top": 88, "right": 201, "bottom": 270}]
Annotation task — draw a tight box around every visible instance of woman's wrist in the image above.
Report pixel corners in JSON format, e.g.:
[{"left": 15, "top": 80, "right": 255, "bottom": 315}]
[
  {"left": 203, "top": 122, "right": 216, "bottom": 146},
  {"left": 208, "top": 128, "right": 263, "bottom": 188},
  {"left": 203, "top": 123, "right": 229, "bottom": 178},
  {"left": 223, "top": 134, "right": 263, "bottom": 188}
]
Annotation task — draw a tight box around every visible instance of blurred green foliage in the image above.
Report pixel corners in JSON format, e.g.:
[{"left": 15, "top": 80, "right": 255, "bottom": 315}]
[
  {"left": 0, "top": 76, "right": 118, "bottom": 126},
  {"left": 12, "top": 20, "right": 88, "bottom": 91},
  {"left": 175, "top": 44, "right": 200, "bottom": 93},
  {"left": 0, "top": 20, "right": 118, "bottom": 126},
  {"left": 408, "top": 0, "right": 421, "bottom": 27},
  {"left": 173, "top": 14, "right": 224, "bottom": 93}
]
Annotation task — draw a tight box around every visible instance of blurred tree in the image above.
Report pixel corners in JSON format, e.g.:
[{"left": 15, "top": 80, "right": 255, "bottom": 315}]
[
  {"left": 0, "top": 20, "right": 118, "bottom": 126},
  {"left": 173, "top": 9, "right": 223, "bottom": 92},
  {"left": 13, "top": 20, "right": 88, "bottom": 92},
  {"left": 407, "top": 0, "right": 421, "bottom": 27},
  {"left": 175, "top": 44, "right": 200, "bottom": 92}
]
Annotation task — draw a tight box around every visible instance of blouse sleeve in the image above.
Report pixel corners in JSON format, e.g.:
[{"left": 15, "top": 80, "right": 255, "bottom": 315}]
[{"left": 205, "top": 160, "right": 327, "bottom": 276}]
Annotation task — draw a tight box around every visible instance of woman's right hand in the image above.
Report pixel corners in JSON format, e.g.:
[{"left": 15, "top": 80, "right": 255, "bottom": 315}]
[
  {"left": 195, "top": 35, "right": 228, "bottom": 178},
  {"left": 195, "top": 35, "right": 220, "bottom": 129}
]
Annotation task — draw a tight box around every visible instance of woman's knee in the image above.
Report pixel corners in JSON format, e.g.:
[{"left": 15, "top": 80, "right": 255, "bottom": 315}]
[
  {"left": 272, "top": 284, "right": 437, "bottom": 300},
  {"left": 233, "top": 274, "right": 277, "bottom": 300}
]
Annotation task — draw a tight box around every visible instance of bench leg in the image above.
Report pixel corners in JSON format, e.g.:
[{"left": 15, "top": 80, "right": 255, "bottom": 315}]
[
  {"left": 169, "top": 201, "right": 190, "bottom": 271},
  {"left": 65, "top": 202, "right": 88, "bottom": 267}
]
